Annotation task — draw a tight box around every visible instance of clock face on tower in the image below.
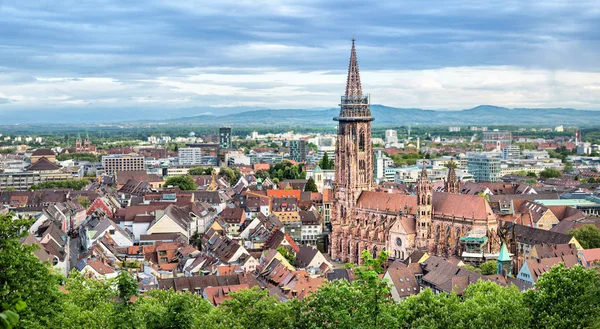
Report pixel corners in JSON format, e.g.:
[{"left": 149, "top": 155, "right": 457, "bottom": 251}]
[{"left": 396, "top": 237, "right": 402, "bottom": 247}]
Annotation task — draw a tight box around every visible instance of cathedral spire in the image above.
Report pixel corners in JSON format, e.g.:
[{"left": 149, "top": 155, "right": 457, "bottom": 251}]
[{"left": 345, "top": 37, "right": 363, "bottom": 98}]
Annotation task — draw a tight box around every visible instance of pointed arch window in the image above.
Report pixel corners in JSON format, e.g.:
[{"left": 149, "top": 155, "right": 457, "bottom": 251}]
[{"left": 358, "top": 128, "right": 365, "bottom": 151}]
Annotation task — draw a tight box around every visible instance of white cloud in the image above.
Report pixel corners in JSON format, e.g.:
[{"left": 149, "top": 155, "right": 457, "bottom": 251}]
[{"left": 1, "top": 66, "right": 599, "bottom": 111}]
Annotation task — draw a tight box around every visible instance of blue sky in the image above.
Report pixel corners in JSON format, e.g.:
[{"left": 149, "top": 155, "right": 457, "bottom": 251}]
[{"left": 1, "top": 0, "right": 599, "bottom": 114}]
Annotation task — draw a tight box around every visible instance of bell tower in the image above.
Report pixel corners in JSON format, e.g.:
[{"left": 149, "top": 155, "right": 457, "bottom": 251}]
[
  {"left": 415, "top": 163, "right": 433, "bottom": 250},
  {"left": 330, "top": 39, "right": 374, "bottom": 261}
]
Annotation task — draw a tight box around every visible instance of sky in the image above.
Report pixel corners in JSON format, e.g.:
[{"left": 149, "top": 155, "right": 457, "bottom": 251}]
[{"left": 1, "top": 0, "right": 600, "bottom": 118}]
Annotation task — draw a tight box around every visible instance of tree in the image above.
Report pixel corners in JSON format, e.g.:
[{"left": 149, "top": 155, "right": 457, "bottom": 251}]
[
  {"left": 129, "top": 289, "right": 212, "bottom": 329},
  {"left": 75, "top": 195, "right": 91, "bottom": 209},
  {"left": 525, "top": 264, "right": 600, "bottom": 329},
  {"left": 0, "top": 214, "right": 64, "bottom": 328},
  {"left": 164, "top": 175, "right": 197, "bottom": 190},
  {"left": 30, "top": 178, "right": 90, "bottom": 191},
  {"left": 479, "top": 260, "right": 498, "bottom": 275},
  {"left": 320, "top": 152, "right": 331, "bottom": 170},
  {"left": 297, "top": 250, "right": 399, "bottom": 329},
  {"left": 209, "top": 287, "right": 294, "bottom": 329},
  {"left": 188, "top": 167, "right": 213, "bottom": 175},
  {"left": 525, "top": 178, "right": 538, "bottom": 184},
  {"left": 568, "top": 224, "right": 600, "bottom": 249},
  {"left": 277, "top": 246, "right": 295, "bottom": 264},
  {"left": 457, "top": 281, "right": 530, "bottom": 329},
  {"left": 539, "top": 168, "right": 562, "bottom": 179},
  {"left": 219, "top": 167, "right": 242, "bottom": 184},
  {"left": 304, "top": 177, "right": 318, "bottom": 193}
]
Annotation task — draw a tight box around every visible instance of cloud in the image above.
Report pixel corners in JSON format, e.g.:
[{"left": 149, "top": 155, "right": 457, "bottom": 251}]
[{"left": 0, "top": 0, "right": 599, "bottom": 113}]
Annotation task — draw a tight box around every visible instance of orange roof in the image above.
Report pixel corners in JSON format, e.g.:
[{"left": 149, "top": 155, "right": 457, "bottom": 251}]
[
  {"left": 323, "top": 189, "right": 333, "bottom": 203},
  {"left": 267, "top": 189, "right": 301, "bottom": 199},
  {"left": 284, "top": 233, "right": 300, "bottom": 253},
  {"left": 253, "top": 163, "right": 270, "bottom": 172},
  {"left": 432, "top": 192, "right": 496, "bottom": 221}
]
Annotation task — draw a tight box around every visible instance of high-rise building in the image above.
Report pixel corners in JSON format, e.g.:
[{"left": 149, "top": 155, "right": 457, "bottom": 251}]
[
  {"left": 219, "top": 127, "right": 232, "bottom": 149},
  {"left": 502, "top": 145, "right": 522, "bottom": 161},
  {"left": 289, "top": 140, "right": 307, "bottom": 162},
  {"left": 467, "top": 153, "right": 501, "bottom": 182},
  {"left": 102, "top": 154, "right": 145, "bottom": 174}
]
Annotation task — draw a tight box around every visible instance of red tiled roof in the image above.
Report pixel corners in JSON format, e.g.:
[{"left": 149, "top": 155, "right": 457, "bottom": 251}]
[
  {"left": 267, "top": 189, "right": 301, "bottom": 199},
  {"left": 432, "top": 192, "right": 496, "bottom": 221},
  {"left": 356, "top": 191, "right": 417, "bottom": 214}
]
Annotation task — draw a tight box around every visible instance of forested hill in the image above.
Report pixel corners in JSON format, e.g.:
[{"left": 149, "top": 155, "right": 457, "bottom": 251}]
[{"left": 166, "top": 105, "right": 600, "bottom": 126}]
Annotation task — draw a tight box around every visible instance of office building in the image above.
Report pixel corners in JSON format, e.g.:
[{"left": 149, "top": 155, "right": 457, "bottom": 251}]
[
  {"left": 289, "top": 140, "right": 307, "bottom": 162},
  {"left": 502, "top": 145, "right": 522, "bottom": 161},
  {"left": 467, "top": 153, "right": 501, "bottom": 182},
  {"left": 219, "top": 127, "right": 232, "bottom": 149},
  {"left": 482, "top": 131, "right": 512, "bottom": 149},
  {"left": 102, "top": 154, "right": 145, "bottom": 174}
]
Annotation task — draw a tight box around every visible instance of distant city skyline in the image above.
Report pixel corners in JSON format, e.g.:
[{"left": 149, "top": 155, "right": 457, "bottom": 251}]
[{"left": 0, "top": 1, "right": 599, "bottom": 115}]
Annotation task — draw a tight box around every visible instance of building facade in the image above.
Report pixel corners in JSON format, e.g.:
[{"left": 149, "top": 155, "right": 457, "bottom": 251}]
[
  {"left": 467, "top": 153, "right": 501, "bottom": 182},
  {"left": 102, "top": 155, "right": 145, "bottom": 174},
  {"left": 289, "top": 140, "right": 307, "bottom": 162},
  {"left": 219, "top": 127, "right": 232, "bottom": 149}
]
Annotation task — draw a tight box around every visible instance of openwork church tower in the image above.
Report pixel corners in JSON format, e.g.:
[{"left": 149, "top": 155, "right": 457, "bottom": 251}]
[{"left": 330, "top": 39, "right": 374, "bottom": 261}]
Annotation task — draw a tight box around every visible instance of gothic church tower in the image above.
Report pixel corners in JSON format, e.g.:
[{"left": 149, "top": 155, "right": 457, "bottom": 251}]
[
  {"left": 330, "top": 39, "right": 374, "bottom": 261},
  {"left": 415, "top": 164, "right": 433, "bottom": 250}
]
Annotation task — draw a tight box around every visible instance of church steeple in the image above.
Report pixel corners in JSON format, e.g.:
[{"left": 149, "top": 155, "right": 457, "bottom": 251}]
[
  {"left": 445, "top": 160, "right": 459, "bottom": 194},
  {"left": 345, "top": 37, "right": 362, "bottom": 98}
]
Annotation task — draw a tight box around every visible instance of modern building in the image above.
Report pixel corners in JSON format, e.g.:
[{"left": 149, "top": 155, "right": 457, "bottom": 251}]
[
  {"left": 219, "top": 127, "right": 232, "bottom": 149},
  {"left": 467, "top": 153, "right": 501, "bottom": 182},
  {"left": 384, "top": 130, "right": 398, "bottom": 144},
  {"left": 0, "top": 172, "right": 41, "bottom": 191},
  {"left": 482, "top": 131, "right": 512, "bottom": 149},
  {"left": 502, "top": 145, "right": 522, "bottom": 161},
  {"left": 289, "top": 140, "right": 307, "bottom": 162},
  {"left": 102, "top": 154, "right": 145, "bottom": 174},
  {"left": 178, "top": 147, "right": 216, "bottom": 166}
]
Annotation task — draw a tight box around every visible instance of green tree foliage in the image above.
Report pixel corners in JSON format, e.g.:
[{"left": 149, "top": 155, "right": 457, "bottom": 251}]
[
  {"left": 0, "top": 214, "right": 64, "bottom": 329},
  {"left": 254, "top": 170, "right": 270, "bottom": 180},
  {"left": 479, "top": 260, "right": 498, "bottom": 275},
  {"left": 277, "top": 246, "right": 295, "bottom": 264},
  {"left": 188, "top": 167, "right": 213, "bottom": 175},
  {"left": 30, "top": 178, "right": 90, "bottom": 191},
  {"left": 164, "top": 175, "right": 197, "bottom": 190},
  {"left": 568, "top": 224, "right": 600, "bottom": 249},
  {"left": 0, "top": 148, "right": 16, "bottom": 155},
  {"left": 304, "top": 177, "right": 318, "bottom": 193},
  {"left": 297, "top": 250, "right": 399, "bottom": 329},
  {"left": 525, "top": 264, "right": 600, "bottom": 329},
  {"left": 219, "top": 167, "right": 242, "bottom": 184},
  {"left": 525, "top": 178, "right": 538, "bottom": 184},
  {"left": 75, "top": 195, "right": 91, "bottom": 209},
  {"left": 456, "top": 281, "right": 530, "bottom": 329},
  {"left": 268, "top": 161, "right": 304, "bottom": 182},
  {"left": 319, "top": 152, "right": 332, "bottom": 170},
  {"left": 56, "top": 153, "right": 100, "bottom": 162},
  {"left": 209, "top": 287, "right": 294, "bottom": 329},
  {"left": 306, "top": 142, "right": 318, "bottom": 152},
  {"left": 129, "top": 289, "right": 212, "bottom": 329},
  {"left": 539, "top": 168, "right": 562, "bottom": 179}
]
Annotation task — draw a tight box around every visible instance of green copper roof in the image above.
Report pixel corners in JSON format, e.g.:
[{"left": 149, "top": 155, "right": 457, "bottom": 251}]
[
  {"left": 498, "top": 242, "right": 511, "bottom": 262},
  {"left": 313, "top": 164, "right": 322, "bottom": 172}
]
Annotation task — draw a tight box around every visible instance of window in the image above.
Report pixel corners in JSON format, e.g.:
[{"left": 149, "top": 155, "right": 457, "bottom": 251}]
[{"left": 159, "top": 250, "right": 166, "bottom": 256}]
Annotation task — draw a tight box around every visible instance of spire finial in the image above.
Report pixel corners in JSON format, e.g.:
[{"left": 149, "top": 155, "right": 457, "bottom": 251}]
[{"left": 345, "top": 37, "right": 362, "bottom": 97}]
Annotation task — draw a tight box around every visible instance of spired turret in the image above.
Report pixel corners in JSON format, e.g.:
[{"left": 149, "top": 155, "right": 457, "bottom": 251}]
[{"left": 335, "top": 38, "right": 373, "bottom": 122}]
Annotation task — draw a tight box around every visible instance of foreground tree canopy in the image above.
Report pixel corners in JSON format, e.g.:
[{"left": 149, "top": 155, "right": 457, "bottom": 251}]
[{"left": 2, "top": 213, "right": 600, "bottom": 329}]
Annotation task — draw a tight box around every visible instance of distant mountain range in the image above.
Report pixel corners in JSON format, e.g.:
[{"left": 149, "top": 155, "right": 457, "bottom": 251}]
[
  {"left": 162, "top": 105, "right": 600, "bottom": 127},
  {"left": 1, "top": 105, "right": 599, "bottom": 126}
]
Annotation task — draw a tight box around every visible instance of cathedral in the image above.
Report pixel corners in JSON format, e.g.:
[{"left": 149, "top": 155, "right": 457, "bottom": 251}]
[{"left": 329, "top": 40, "right": 500, "bottom": 264}]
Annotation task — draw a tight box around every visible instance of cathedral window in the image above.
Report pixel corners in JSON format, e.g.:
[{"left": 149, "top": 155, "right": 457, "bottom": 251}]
[{"left": 358, "top": 129, "right": 365, "bottom": 151}]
